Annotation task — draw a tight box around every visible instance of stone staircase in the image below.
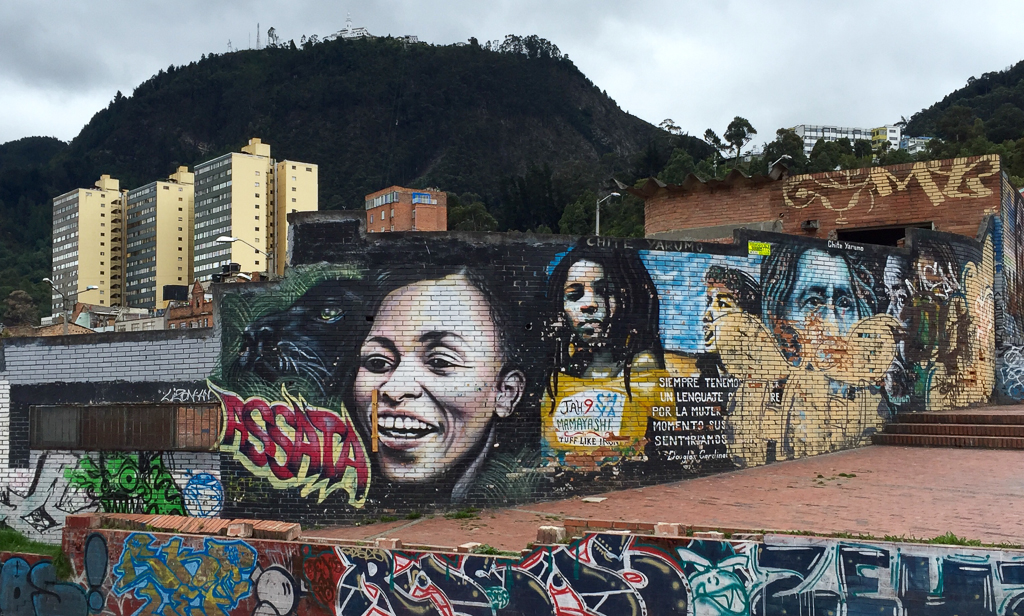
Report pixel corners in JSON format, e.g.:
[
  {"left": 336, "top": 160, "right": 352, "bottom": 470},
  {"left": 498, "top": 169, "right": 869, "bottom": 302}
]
[{"left": 873, "top": 408, "right": 1024, "bottom": 449}]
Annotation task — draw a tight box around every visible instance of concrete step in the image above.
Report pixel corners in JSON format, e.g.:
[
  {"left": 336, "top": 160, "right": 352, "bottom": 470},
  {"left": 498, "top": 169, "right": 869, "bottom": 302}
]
[
  {"left": 883, "top": 423, "right": 1024, "bottom": 437},
  {"left": 872, "top": 433, "right": 1024, "bottom": 449},
  {"left": 893, "top": 412, "right": 1024, "bottom": 425}
]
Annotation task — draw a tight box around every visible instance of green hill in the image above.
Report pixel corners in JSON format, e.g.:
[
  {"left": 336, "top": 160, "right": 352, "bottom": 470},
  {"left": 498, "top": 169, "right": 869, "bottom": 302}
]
[
  {"left": 905, "top": 59, "right": 1024, "bottom": 142},
  {"left": 0, "top": 34, "right": 712, "bottom": 322}
]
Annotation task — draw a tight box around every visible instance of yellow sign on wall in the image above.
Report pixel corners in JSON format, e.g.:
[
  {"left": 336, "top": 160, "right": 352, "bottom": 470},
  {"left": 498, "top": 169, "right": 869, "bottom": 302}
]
[{"left": 748, "top": 241, "right": 771, "bottom": 256}]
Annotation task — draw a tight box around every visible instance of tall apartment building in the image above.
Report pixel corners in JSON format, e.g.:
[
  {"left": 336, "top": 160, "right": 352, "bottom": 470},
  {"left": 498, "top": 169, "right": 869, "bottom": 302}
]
[
  {"left": 365, "top": 186, "right": 447, "bottom": 232},
  {"left": 50, "top": 175, "right": 124, "bottom": 313},
  {"left": 193, "top": 138, "right": 318, "bottom": 280},
  {"left": 791, "top": 125, "right": 874, "bottom": 157},
  {"left": 123, "top": 167, "right": 195, "bottom": 308}
]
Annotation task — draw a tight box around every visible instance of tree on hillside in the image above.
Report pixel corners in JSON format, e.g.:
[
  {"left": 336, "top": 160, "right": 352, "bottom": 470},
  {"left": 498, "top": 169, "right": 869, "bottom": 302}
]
[
  {"left": 985, "top": 103, "right": 1024, "bottom": 143},
  {"left": 723, "top": 117, "right": 757, "bottom": 161},
  {"left": 559, "top": 190, "right": 596, "bottom": 235},
  {"left": 3, "top": 290, "right": 37, "bottom": 326},
  {"left": 658, "top": 148, "right": 696, "bottom": 184},
  {"left": 761, "top": 128, "right": 807, "bottom": 174},
  {"left": 936, "top": 105, "right": 981, "bottom": 142},
  {"left": 447, "top": 193, "right": 498, "bottom": 232}
]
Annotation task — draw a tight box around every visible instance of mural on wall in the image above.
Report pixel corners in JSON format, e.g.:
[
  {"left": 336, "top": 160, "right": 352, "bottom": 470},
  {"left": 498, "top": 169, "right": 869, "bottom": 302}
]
[
  {"left": 213, "top": 229, "right": 996, "bottom": 516},
  {"left": 997, "top": 173, "right": 1024, "bottom": 401},
  {"left": 783, "top": 155, "right": 999, "bottom": 225},
  {"left": 63, "top": 529, "right": 1024, "bottom": 616},
  {"left": 64, "top": 453, "right": 186, "bottom": 516},
  {"left": 0, "top": 451, "right": 222, "bottom": 543}
]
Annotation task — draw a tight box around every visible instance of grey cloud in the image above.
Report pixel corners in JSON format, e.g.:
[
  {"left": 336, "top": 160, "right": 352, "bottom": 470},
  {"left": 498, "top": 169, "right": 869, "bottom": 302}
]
[{"left": 1, "top": 0, "right": 1023, "bottom": 144}]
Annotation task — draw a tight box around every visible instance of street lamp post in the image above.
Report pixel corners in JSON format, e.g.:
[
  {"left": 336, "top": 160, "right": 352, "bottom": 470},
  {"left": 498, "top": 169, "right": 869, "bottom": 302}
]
[
  {"left": 42, "top": 279, "right": 97, "bottom": 335},
  {"left": 215, "top": 236, "right": 270, "bottom": 274},
  {"left": 595, "top": 192, "right": 621, "bottom": 237}
]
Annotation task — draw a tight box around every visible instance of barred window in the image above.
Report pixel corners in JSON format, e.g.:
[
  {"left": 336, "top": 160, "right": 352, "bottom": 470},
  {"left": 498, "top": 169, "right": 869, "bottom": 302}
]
[{"left": 30, "top": 404, "right": 219, "bottom": 451}]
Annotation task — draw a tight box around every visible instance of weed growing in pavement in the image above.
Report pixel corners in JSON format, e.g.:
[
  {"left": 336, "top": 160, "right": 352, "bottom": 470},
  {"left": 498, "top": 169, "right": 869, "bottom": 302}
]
[
  {"left": 470, "top": 544, "right": 520, "bottom": 556},
  {"left": 444, "top": 507, "right": 481, "bottom": 520},
  {"left": 405, "top": 511, "right": 422, "bottom": 520}
]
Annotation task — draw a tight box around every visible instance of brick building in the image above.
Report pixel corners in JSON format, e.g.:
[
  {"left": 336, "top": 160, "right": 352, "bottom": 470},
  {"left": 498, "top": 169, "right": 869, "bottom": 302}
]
[
  {"left": 167, "top": 280, "right": 213, "bottom": 329},
  {"left": 640, "top": 154, "right": 1003, "bottom": 246},
  {"left": 364, "top": 186, "right": 447, "bottom": 232}
]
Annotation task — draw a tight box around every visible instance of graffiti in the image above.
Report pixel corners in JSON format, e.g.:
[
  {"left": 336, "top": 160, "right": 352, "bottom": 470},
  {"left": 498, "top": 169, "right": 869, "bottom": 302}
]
[
  {"left": 283, "top": 533, "right": 1024, "bottom": 616},
  {"left": 182, "top": 473, "right": 224, "bottom": 518},
  {"left": 64, "top": 453, "right": 185, "bottom": 516},
  {"left": 0, "top": 556, "right": 88, "bottom": 616},
  {"left": 83, "top": 534, "right": 109, "bottom": 613},
  {"left": 783, "top": 155, "right": 999, "bottom": 225},
  {"left": 251, "top": 565, "right": 297, "bottom": 616},
  {"left": 160, "top": 387, "right": 215, "bottom": 404},
  {"left": 213, "top": 384, "right": 370, "bottom": 506},
  {"left": 0, "top": 453, "right": 99, "bottom": 542},
  {"left": 113, "top": 533, "right": 257, "bottom": 616}
]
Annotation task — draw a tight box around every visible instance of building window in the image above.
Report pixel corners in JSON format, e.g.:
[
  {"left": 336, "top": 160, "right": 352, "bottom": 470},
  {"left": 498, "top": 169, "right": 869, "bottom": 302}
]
[{"left": 29, "top": 404, "right": 220, "bottom": 451}]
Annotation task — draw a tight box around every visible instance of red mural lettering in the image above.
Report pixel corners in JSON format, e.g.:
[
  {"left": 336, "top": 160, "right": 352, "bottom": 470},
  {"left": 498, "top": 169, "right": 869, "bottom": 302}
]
[{"left": 212, "top": 383, "right": 370, "bottom": 506}]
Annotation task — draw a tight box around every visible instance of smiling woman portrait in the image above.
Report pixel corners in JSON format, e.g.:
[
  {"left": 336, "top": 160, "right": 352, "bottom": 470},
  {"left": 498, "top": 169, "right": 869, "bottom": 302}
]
[{"left": 347, "top": 264, "right": 530, "bottom": 503}]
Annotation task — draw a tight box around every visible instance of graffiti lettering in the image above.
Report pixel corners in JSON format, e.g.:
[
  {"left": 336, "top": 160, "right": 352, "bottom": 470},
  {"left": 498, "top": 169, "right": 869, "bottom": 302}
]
[
  {"left": 784, "top": 155, "right": 999, "bottom": 224},
  {"left": 159, "top": 387, "right": 214, "bottom": 403},
  {"left": 212, "top": 384, "right": 370, "bottom": 506},
  {"left": 113, "top": 533, "right": 257, "bottom": 616},
  {"left": 0, "top": 557, "right": 87, "bottom": 616}
]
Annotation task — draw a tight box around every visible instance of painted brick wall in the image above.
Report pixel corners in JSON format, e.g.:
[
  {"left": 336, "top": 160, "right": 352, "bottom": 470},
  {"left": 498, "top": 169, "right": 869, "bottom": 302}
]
[
  {"left": 645, "top": 154, "right": 1003, "bottom": 241},
  {"left": 62, "top": 525, "right": 1024, "bottom": 616},
  {"left": 0, "top": 329, "right": 222, "bottom": 543},
  {"left": 208, "top": 219, "right": 996, "bottom": 525},
  {"left": 0, "top": 216, "right": 1001, "bottom": 536}
]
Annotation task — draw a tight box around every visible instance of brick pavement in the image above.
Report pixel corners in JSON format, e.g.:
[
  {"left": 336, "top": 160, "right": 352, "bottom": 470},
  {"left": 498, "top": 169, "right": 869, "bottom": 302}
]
[{"left": 305, "top": 445, "right": 1024, "bottom": 551}]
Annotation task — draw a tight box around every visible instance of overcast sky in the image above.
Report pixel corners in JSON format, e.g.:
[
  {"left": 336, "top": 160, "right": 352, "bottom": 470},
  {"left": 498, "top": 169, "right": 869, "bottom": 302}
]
[{"left": 2, "top": 0, "right": 1022, "bottom": 146}]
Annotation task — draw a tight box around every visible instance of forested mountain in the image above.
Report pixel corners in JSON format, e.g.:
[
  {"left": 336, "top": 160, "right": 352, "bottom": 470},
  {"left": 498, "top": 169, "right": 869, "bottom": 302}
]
[
  {"left": 906, "top": 59, "right": 1024, "bottom": 142},
  {"left": 0, "top": 34, "right": 712, "bottom": 323}
]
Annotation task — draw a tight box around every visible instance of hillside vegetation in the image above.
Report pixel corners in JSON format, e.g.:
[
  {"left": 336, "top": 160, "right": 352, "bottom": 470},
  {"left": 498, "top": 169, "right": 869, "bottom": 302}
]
[{"left": 0, "top": 34, "right": 712, "bottom": 323}]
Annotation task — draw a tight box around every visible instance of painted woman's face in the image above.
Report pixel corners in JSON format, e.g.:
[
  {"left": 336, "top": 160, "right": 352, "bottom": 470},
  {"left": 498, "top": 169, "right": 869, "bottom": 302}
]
[
  {"left": 354, "top": 274, "right": 524, "bottom": 483},
  {"left": 563, "top": 260, "right": 617, "bottom": 346},
  {"left": 702, "top": 284, "right": 741, "bottom": 352}
]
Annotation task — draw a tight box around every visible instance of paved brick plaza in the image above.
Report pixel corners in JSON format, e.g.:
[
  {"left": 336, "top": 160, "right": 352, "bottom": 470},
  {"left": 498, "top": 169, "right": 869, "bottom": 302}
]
[{"left": 306, "top": 444, "right": 1024, "bottom": 551}]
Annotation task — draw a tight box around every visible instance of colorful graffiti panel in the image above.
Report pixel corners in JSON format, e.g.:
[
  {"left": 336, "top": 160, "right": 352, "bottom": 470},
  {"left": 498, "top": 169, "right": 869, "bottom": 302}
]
[{"left": 61, "top": 528, "right": 1024, "bottom": 616}]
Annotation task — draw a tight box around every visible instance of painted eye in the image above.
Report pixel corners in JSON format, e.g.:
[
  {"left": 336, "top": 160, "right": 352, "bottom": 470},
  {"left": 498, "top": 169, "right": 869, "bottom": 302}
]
[
  {"left": 427, "top": 357, "right": 456, "bottom": 371},
  {"left": 319, "top": 308, "right": 344, "bottom": 323},
  {"left": 362, "top": 355, "right": 393, "bottom": 373}
]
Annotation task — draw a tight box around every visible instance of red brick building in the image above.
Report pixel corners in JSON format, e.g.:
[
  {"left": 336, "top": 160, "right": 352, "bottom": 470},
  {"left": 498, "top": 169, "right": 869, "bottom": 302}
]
[
  {"left": 638, "top": 154, "right": 1003, "bottom": 245},
  {"left": 167, "top": 280, "right": 213, "bottom": 329},
  {"left": 364, "top": 186, "right": 447, "bottom": 233}
]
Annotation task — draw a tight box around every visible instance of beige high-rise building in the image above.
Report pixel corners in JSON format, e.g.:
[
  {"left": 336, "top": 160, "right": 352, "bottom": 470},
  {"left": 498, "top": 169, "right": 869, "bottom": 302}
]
[
  {"left": 50, "top": 175, "right": 124, "bottom": 313},
  {"left": 123, "top": 167, "right": 195, "bottom": 309},
  {"left": 193, "top": 138, "right": 318, "bottom": 280}
]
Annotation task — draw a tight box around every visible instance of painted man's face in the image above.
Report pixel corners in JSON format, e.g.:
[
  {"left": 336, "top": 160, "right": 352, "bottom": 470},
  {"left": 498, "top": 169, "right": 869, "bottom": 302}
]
[
  {"left": 784, "top": 250, "right": 859, "bottom": 336},
  {"left": 562, "top": 259, "right": 617, "bottom": 346},
  {"left": 702, "top": 284, "right": 741, "bottom": 352},
  {"left": 354, "top": 274, "right": 523, "bottom": 483}
]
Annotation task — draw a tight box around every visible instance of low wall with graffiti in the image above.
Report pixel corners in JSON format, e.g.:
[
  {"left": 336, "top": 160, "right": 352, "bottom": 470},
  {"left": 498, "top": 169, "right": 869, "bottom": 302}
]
[{"left": 57, "top": 524, "right": 1024, "bottom": 616}]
